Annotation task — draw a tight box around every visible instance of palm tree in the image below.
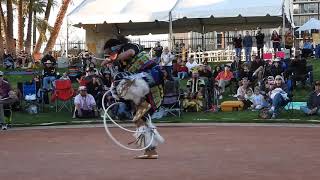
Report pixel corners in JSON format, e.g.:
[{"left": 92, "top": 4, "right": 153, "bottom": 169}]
[
  {"left": 0, "top": 3, "right": 7, "bottom": 36},
  {"left": 17, "top": 0, "right": 23, "bottom": 51},
  {"left": 0, "top": 7, "right": 4, "bottom": 64},
  {"left": 32, "top": 0, "right": 46, "bottom": 50},
  {"left": 43, "top": 0, "right": 71, "bottom": 54},
  {"left": 33, "top": 0, "right": 52, "bottom": 55},
  {"left": 6, "top": 0, "right": 15, "bottom": 56},
  {"left": 25, "top": 0, "right": 33, "bottom": 54}
]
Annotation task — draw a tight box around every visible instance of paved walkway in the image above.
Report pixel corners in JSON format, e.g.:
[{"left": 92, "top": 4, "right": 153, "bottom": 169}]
[{"left": 1, "top": 125, "right": 320, "bottom": 180}]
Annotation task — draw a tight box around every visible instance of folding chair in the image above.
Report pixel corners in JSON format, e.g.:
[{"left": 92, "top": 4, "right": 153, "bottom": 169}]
[
  {"left": 160, "top": 79, "right": 182, "bottom": 117},
  {"left": 53, "top": 79, "right": 75, "bottom": 112},
  {"left": 22, "top": 81, "right": 38, "bottom": 103}
]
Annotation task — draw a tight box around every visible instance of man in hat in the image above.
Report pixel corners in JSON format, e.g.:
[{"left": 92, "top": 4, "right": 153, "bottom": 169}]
[
  {"left": 74, "top": 86, "right": 98, "bottom": 118},
  {"left": 267, "top": 58, "right": 283, "bottom": 77},
  {"left": 42, "top": 60, "right": 57, "bottom": 91},
  {"left": 41, "top": 51, "right": 56, "bottom": 66}
]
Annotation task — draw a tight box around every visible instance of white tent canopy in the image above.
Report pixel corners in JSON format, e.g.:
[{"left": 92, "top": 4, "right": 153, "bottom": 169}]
[
  {"left": 68, "top": 0, "right": 294, "bottom": 34},
  {"left": 296, "top": 18, "right": 320, "bottom": 32}
]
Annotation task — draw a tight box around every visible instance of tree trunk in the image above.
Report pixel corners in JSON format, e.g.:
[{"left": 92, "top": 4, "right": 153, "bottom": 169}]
[
  {"left": 33, "top": 0, "right": 53, "bottom": 55},
  {"left": 6, "top": 0, "right": 15, "bottom": 57},
  {"left": 0, "top": 3, "right": 7, "bottom": 39},
  {"left": 17, "top": 0, "right": 24, "bottom": 51},
  {"left": 43, "top": 0, "right": 71, "bottom": 54},
  {"left": 25, "top": 0, "right": 33, "bottom": 54},
  {"left": 33, "top": 10, "right": 36, "bottom": 51},
  {"left": 0, "top": 12, "right": 4, "bottom": 64}
]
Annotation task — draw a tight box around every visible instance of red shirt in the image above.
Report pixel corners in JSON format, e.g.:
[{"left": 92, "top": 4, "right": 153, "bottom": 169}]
[
  {"left": 178, "top": 65, "right": 188, "bottom": 72},
  {"left": 215, "top": 70, "right": 234, "bottom": 81}
]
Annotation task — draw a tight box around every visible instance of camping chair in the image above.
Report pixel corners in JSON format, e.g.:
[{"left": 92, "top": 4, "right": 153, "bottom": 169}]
[
  {"left": 67, "top": 65, "right": 83, "bottom": 82},
  {"left": 160, "top": 79, "right": 182, "bottom": 117},
  {"left": 22, "top": 81, "right": 41, "bottom": 114},
  {"left": 52, "top": 79, "right": 75, "bottom": 112},
  {"left": 22, "top": 81, "right": 38, "bottom": 103}
]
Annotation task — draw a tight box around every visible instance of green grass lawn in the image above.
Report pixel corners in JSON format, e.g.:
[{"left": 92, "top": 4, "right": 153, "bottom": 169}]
[{"left": 3, "top": 59, "right": 320, "bottom": 126}]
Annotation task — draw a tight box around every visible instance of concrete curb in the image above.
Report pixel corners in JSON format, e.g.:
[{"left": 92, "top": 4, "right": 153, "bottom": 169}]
[{"left": 8, "top": 122, "right": 320, "bottom": 131}]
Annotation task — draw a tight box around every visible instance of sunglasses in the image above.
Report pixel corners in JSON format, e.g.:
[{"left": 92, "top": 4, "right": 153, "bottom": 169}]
[
  {"left": 315, "top": 84, "right": 320, "bottom": 86},
  {"left": 275, "top": 78, "right": 282, "bottom": 80}
]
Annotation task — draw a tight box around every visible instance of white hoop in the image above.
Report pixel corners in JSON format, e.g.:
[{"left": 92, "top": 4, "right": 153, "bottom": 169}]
[{"left": 102, "top": 90, "right": 155, "bottom": 151}]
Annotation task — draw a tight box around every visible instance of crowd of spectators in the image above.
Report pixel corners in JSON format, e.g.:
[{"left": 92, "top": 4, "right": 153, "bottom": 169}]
[{"left": 1, "top": 32, "right": 320, "bottom": 130}]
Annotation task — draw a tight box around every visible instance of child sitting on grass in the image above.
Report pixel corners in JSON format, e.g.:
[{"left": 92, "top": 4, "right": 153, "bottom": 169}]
[{"left": 251, "top": 86, "right": 267, "bottom": 110}]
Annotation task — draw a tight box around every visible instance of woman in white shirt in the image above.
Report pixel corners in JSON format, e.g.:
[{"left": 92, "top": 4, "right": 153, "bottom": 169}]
[
  {"left": 186, "top": 55, "right": 198, "bottom": 72},
  {"left": 160, "top": 47, "right": 175, "bottom": 80}
]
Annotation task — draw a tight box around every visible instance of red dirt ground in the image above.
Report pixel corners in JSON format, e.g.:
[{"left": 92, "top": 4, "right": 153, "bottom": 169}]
[{"left": 1, "top": 125, "right": 320, "bottom": 180}]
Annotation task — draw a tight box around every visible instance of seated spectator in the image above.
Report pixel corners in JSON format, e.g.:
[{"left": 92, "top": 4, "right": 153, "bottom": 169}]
[
  {"left": 287, "top": 53, "right": 307, "bottom": 88},
  {"left": 203, "top": 60, "right": 212, "bottom": 72},
  {"left": 16, "top": 50, "right": 28, "bottom": 68},
  {"left": 177, "top": 61, "right": 189, "bottom": 79},
  {"left": 236, "top": 77, "right": 253, "bottom": 109},
  {"left": 300, "top": 80, "right": 320, "bottom": 115},
  {"left": 59, "top": 72, "right": 70, "bottom": 80},
  {"left": 100, "top": 70, "right": 112, "bottom": 89},
  {"left": 0, "top": 71, "right": 18, "bottom": 130},
  {"left": 86, "top": 76, "right": 103, "bottom": 98},
  {"left": 198, "top": 64, "right": 212, "bottom": 78},
  {"left": 231, "top": 56, "right": 242, "bottom": 72},
  {"left": 77, "top": 72, "right": 89, "bottom": 87},
  {"left": 251, "top": 56, "right": 265, "bottom": 81},
  {"left": 260, "top": 76, "right": 274, "bottom": 95},
  {"left": 268, "top": 75, "right": 290, "bottom": 118},
  {"left": 160, "top": 47, "right": 175, "bottom": 80},
  {"left": 186, "top": 55, "right": 198, "bottom": 72},
  {"left": 41, "top": 51, "right": 56, "bottom": 65},
  {"left": 42, "top": 60, "right": 57, "bottom": 91},
  {"left": 74, "top": 86, "right": 97, "bottom": 118},
  {"left": 215, "top": 65, "right": 234, "bottom": 94},
  {"left": 3, "top": 49, "right": 14, "bottom": 70},
  {"left": 267, "top": 58, "right": 283, "bottom": 77},
  {"left": 302, "top": 38, "right": 314, "bottom": 58},
  {"left": 239, "top": 64, "right": 253, "bottom": 82},
  {"left": 251, "top": 86, "right": 268, "bottom": 110},
  {"left": 212, "top": 66, "right": 222, "bottom": 79}
]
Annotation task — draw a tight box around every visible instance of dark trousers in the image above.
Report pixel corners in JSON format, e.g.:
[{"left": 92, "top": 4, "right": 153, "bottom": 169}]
[
  {"left": 0, "top": 98, "right": 17, "bottom": 125},
  {"left": 164, "top": 66, "right": 173, "bottom": 80},
  {"left": 285, "top": 45, "right": 292, "bottom": 57},
  {"left": 76, "top": 109, "right": 96, "bottom": 118},
  {"left": 257, "top": 44, "right": 264, "bottom": 59},
  {"left": 302, "top": 49, "right": 313, "bottom": 58}
]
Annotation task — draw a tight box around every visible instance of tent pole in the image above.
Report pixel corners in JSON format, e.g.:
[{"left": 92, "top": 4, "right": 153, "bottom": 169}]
[
  {"left": 66, "top": 18, "right": 69, "bottom": 57},
  {"left": 282, "top": 1, "right": 286, "bottom": 47},
  {"left": 169, "top": 0, "right": 180, "bottom": 51},
  {"left": 201, "top": 25, "right": 205, "bottom": 50},
  {"left": 169, "top": 11, "right": 173, "bottom": 51}
]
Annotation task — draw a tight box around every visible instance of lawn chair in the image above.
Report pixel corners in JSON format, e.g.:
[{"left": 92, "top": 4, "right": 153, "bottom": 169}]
[
  {"left": 52, "top": 79, "right": 75, "bottom": 112},
  {"left": 160, "top": 79, "right": 182, "bottom": 117},
  {"left": 22, "top": 81, "right": 42, "bottom": 114}
]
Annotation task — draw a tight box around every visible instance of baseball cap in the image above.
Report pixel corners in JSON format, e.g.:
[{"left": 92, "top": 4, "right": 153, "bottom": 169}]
[{"left": 78, "top": 86, "right": 87, "bottom": 91}]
